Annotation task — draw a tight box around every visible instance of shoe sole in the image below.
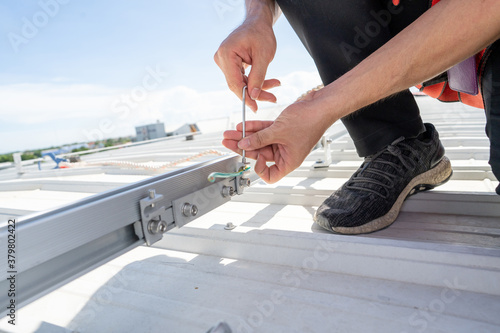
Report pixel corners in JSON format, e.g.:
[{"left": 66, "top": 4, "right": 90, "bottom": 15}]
[{"left": 323, "top": 156, "right": 453, "bottom": 235}]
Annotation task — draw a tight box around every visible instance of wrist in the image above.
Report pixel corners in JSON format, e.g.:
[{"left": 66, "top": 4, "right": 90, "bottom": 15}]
[
  {"left": 245, "top": 0, "right": 277, "bottom": 26},
  {"left": 304, "top": 87, "right": 342, "bottom": 129}
]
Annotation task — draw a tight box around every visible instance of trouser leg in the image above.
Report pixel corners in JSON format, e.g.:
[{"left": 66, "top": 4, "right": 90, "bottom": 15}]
[
  {"left": 275, "top": 0, "right": 428, "bottom": 156},
  {"left": 481, "top": 40, "right": 500, "bottom": 192}
]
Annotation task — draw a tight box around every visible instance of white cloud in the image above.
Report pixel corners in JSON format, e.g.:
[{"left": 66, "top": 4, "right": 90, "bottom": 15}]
[
  {"left": 274, "top": 70, "right": 323, "bottom": 104},
  {"left": 0, "top": 70, "right": 321, "bottom": 153}
]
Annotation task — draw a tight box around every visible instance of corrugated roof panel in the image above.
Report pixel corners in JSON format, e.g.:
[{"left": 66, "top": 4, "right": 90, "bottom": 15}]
[{"left": 0, "top": 97, "right": 499, "bottom": 332}]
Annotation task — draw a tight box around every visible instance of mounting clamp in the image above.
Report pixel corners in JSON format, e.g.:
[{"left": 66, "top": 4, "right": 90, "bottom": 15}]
[
  {"left": 138, "top": 189, "right": 171, "bottom": 246},
  {"left": 314, "top": 135, "right": 333, "bottom": 168}
]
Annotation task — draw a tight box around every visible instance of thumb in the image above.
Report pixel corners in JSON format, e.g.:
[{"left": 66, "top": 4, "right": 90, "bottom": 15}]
[
  {"left": 238, "top": 126, "right": 274, "bottom": 151},
  {"left": 247, "top": 54, "right": 270, "bottom": 100}
]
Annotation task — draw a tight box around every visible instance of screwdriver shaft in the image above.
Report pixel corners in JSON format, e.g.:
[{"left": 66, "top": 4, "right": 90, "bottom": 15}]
[{"left": 242, "top": 86, "right": 247, "bottom": 164}]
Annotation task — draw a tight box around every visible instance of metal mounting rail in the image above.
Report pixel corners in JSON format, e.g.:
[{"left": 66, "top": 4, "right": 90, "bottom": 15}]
[{"left": 0, "top": 154, "right": 248, "bottom": 315}]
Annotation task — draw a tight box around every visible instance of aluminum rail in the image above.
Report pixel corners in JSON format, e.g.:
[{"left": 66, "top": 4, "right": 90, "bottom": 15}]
[{"left": 0, "top": 154, "right": 249, "bottom": 315}]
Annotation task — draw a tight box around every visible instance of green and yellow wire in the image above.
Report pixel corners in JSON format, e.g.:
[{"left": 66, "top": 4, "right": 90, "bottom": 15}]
[{"left": 207, "top": 165, "right": 251, "bottom": 183}]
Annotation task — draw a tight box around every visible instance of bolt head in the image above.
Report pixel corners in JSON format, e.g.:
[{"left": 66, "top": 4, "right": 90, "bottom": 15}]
[
  {"left": 224, "top": 222, "right": 236, "bottom": 230},
  {"left": 148, "top": 219, "right": 167, "bottom": 234},
  {"left": 240, "top": 178, "right": 251, "bottom": 187},
  {"left": 182, "top": 203, "right": 198, "bottom": 217},
  {"left": 222, "top": 186, "right": 235, "bottom": 197},
  {"left": 191, "top": 205, "right": 198, "bottom": 216}
]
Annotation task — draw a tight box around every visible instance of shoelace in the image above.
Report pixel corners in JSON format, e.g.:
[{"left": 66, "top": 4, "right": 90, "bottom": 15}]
[{"left": 346, "top": 137, "right": 419, "bottom": 199}]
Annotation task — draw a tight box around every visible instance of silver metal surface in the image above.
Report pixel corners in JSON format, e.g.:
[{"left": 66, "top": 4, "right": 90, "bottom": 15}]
[
  {"left": 172, "top": 178, "right": 234, "bottom": 228},
  {"left": 242, "top": 86, "right": 247, "bottom": 165},
  {"left": 224, "top": 222, "right": 236, "bottom": 230},
  {"left": 221, "top": 185, "right": 235, "bottom": 198},
  {"left": 0, "top": 154, "right": 242, "bottom": 315},
  {"left": 139, "top": 190, "right": 167, "bottom": 245},
  {"left": 314, "top": 136, "right": 333, "bottom": 168},
  {"left": 234, "top": 162, "right": 251, "bottom": 195},
  {"left": 147, "top": 219, "right": 168, "bottom": 235},
  {"left": 239, "top": 177, "right": 251, "bottom": 188},
  {"left": 181, "top": 203, "right": 198, "bottom": 217}
]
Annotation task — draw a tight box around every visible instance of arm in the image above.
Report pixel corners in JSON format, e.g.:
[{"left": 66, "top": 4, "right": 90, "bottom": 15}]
[
  {"left": 313, "top": 0, "right": 500, "bottom": 125},
  {"left": 228, "top": 0, "right": 500, "bottom": 183},
  {"left": 214, "top": 0, "right": 281, "bottom": 112}
]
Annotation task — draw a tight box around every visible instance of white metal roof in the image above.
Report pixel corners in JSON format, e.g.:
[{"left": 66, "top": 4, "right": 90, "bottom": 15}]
[{"left": 0, "top": 97, "right": 499, "bottom": 333}]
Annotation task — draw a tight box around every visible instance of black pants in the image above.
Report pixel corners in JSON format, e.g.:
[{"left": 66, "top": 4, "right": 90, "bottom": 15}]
[{"left": 276, "top": 0, "right": 500, "bottom": 182}]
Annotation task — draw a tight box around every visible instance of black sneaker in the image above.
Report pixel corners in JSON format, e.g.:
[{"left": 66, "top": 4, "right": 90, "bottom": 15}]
[{"left": 314, "top": 123, "right": 452, "bottom": 234}]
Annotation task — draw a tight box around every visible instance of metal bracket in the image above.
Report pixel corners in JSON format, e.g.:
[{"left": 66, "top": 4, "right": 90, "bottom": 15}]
[
  {"left": 0, "top": 154, "right": 243, "bottom": 315},
  {"left": 172, "top": 178, "right": 234, "bottom": 228},
  {"left": 313, "top": 135, "right": 333, "bottom": 168},
  {"left": 138, "top": 189, "right": 172, "bottom": 246},
  {"left": 234, "top": 162, "right": 251, "bottom": 195}
]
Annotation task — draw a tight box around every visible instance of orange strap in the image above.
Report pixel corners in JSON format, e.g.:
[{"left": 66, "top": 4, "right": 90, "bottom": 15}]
[{"left": 410, "top": 0, "right": 485, "bottom": 108}]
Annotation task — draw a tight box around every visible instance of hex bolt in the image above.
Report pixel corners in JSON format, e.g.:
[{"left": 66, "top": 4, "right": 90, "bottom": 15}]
[
  {"left": 148, "top": 219, "right": 167, "bottom": 235},
  {"left": 224, "top": 222, "right": 236, "bottom": 230},
  {"left": 182, "top": 203, "right": 198, "bottom": 217},
  {"left": 148, "top": 189, "right": 156, "bottom": 199},
  {"left": 221, "top": 186, "right": 235, "bottom": 197},
  {"left": 240, "top": 178, "right": 251, "bottom": 187}
]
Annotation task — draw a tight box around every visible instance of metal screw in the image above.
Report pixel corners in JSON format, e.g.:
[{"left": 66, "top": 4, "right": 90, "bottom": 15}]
[
  {"left": 182, "top": 203, "right": 198, "bottom": 217},
  {"left": 224, "top": 222, "right": 236, "bottom": 230},
  {"left": 148, "top": 219, "right": 167, "bottom": 234},
  {"left": 239, "top": 178, "right": 251, "bottom": 187},
  {"left": 148, "top": 189, "right": 156, "bottom": 199},
  {"left": 221, "top": 186, "right": 235, "bottom": 197}
]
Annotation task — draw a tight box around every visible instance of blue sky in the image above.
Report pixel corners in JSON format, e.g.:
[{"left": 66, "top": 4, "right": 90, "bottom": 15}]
[{"left": 0, "top": 0, "right": 320, "bottom": 153}]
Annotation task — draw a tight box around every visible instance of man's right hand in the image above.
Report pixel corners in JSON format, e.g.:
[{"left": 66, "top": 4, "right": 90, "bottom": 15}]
[{"left": 214, "top": 7, "right": 281, "bottom": 112}]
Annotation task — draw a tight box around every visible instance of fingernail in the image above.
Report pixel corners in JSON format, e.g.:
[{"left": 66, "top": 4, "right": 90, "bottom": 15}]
[
  {"left": 250, "top": 88, "right": 261, "bottom": 100},
  {"left": 238, "top": 139, "right": 250, "bottom": 149}
]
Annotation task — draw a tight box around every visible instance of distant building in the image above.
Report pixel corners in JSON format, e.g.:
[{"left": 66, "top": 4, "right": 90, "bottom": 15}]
[
  {"left": 135, "top": 121, "right": 166, "bottom": 141},
  {"left": 166, "top": 124, "right": 200, "bottom": 139}
]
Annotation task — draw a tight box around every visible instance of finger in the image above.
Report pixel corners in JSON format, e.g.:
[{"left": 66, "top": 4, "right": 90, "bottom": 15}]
[
  {"left": 254, "top": 154, "right": 281, "bottom": 184},
  {"left": 226, "top": 57, "right": 247, "bottom": 97},
  {"left": 244, "top": 88, "right": 258, "bottom": 113},
  {"left": 254, "top": 154, "right": 268, "bottom": 181},
  {"left": 262, "top": 79, "right": 281, "bottom": 90},
  {"left": 223, "top": 130, "right": 241, "bottom": 141},
  {"left": 235, "top": 120, "right": 274, "bottom": 132},
  {"left": 244, "top": 78, "right": 279, "bottom": 111},
  {"left": 256, "top": 90, "right": 277, "bottom": 103},
  {"left": 255, "top": 154, "right": 285, "bottom": 184},
  {"left": 217, "top": 53, "right": 249, "bottom": 106},
  {"left": 221, "top": 139, "right": 268, "bottom": 160},
  {"left": 223, "top": 129, "right": 260, "bottom": 141},
  {"left": 238, "top": 125, "right": 275, "bottom": 151},
  {"left": 247, "top": 53, "right": 271, "bottom": 101}
]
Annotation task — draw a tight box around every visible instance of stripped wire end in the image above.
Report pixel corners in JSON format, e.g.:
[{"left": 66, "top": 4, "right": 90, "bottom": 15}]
[{"left": 207, "top": 165, "right": 251, "bottom": 183}]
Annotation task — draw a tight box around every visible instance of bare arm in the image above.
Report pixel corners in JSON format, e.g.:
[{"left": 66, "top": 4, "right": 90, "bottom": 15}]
[
  {"left": 229, "top": 0, "right": 500, "bottom": 183},
  {"left": 313, "top": 0, "right": 500, "bottom": 125},
  {"left": 245, "top": 0, "right": 281, "bottom": 25},
  {"left": 214, "top": 0, "right": 281, "bottom": 111}
]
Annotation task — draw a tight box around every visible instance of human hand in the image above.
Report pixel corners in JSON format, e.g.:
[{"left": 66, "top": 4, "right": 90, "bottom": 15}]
[
  {"left": 222, "top": 93, "right": 335, "bottom": 183},
  {"left": 214, "top": 20, "right": 281, "bottom": 112}
]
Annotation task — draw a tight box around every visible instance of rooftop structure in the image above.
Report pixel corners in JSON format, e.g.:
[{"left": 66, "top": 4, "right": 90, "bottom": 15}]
[
  {"left": 135, "top": 121, "right": 166, "bottom": 142},
  {"left": 0, "top": 97, "right": 499, "bottom": 333}
]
